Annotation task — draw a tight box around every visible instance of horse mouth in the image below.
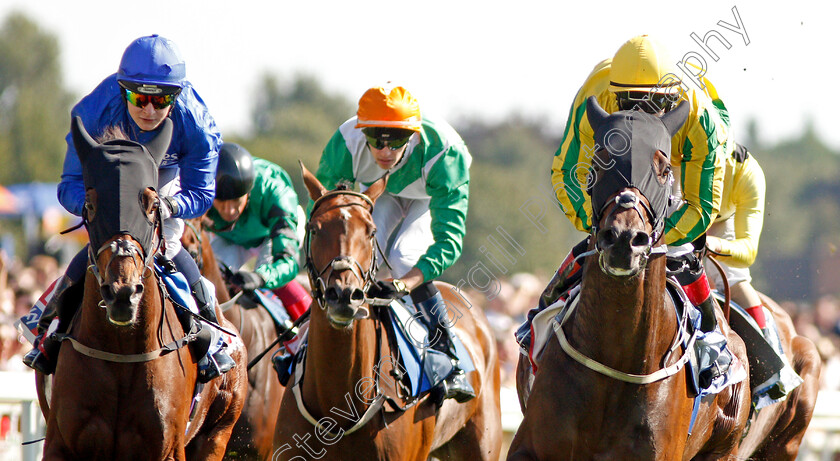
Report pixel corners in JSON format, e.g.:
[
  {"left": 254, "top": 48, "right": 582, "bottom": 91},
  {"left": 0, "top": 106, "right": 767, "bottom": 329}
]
[{"left": 599, "top": 251, "right": 644, "bottom": 278}]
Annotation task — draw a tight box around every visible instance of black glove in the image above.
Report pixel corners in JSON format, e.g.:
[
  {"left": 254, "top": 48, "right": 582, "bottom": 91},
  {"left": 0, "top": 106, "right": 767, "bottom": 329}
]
[
  {"left": 368, "top": 279, "right": 408, "bottom": 300},
  {"left": 231, "top": 270, "right": 264, "bottom": 291},
  {"left": 159, "top": 196, "right": 179, "bottom": 220}
]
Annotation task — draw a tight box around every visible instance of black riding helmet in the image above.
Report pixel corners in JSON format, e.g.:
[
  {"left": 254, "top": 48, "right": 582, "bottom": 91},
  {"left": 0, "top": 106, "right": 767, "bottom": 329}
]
[{"left": 216, "top": 143, "right": 255, "bottom": 200}]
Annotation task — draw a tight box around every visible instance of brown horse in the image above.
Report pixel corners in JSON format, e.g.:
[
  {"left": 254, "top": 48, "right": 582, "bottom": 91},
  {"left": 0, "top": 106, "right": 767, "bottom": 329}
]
[
  {"left": 272, "top": 165, "right": 501, "bottom": 460},
  {"left": 509, "top": 99, "right": 820, "bottom": 460},
  {"left": 732, "top": 291, "right": 821, "bottom": 459},
  {"left": 38, "top": 118, "right": 247, "bottom": 460},
  {"left": 508, "top": 101, "right": 753, "bottom": 460},
  {"left": 181, "top": 217, "right": 287, "bottom": 460}
]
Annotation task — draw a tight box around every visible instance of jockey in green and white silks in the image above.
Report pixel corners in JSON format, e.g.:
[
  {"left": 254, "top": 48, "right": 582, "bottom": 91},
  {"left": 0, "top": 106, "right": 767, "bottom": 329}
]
[{"left": 314, "top": 85, "right": 475, "bottom": 403}]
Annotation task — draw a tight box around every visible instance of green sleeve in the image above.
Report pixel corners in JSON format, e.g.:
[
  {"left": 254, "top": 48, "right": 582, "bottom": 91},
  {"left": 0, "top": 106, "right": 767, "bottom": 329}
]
[
  {"left": 415, "top": 144, "right": 471, "bottom": 281},
  {"left": 254, "top": 169, "right": 302, "bottom": 289},
  {"left": 311, "top": 129, "right": 356, "bottom": 212}
]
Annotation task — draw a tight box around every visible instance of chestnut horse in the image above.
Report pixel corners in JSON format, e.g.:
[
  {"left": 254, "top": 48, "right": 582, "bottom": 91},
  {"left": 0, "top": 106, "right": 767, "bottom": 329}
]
[
  {"left": 181, "top": 217, "right": 286, "bottom": 460},
  {"left": 272, "top": 165, "right": 501, "bottom": 460},
  {"left": 508, "top": 99, "right": 820, "bottom": 460},
  {"left": 38, "top": 117, "right": 247, "bottom": 460}
]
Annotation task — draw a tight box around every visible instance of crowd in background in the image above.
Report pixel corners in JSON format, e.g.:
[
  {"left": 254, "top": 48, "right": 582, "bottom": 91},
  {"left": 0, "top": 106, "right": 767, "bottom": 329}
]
[{"left": 4, "top": 250, "right": 840, "bottom": 393}]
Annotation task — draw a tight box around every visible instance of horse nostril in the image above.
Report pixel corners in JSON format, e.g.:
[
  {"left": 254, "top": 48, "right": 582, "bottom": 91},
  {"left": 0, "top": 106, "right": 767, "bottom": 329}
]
[
  {"left": 325, "top": 287, "right": 340, "bottom": 302},
  {"left": 101, "top": 285, "right": 115, "bottom": 303},
  {"left": 350, "top": 288, "right": 366, "bottom": 303},
  {"left": 597, "top": 228, "right": 617, "bottom": 249},
  {"left": 631, "top": 232, "right": 652, "bottom": 249},
  {"left": 134, "top": 284, "right": 144, "bottom": 295}
]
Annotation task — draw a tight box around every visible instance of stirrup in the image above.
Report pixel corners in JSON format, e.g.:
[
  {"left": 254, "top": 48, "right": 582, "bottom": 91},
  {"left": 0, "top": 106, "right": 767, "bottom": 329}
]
[
  {"left": 197, "top": 348, "right": 234, "bottom": 383},
  {"left": 443, "top": 368, "right": 475, "bottom": 403}
]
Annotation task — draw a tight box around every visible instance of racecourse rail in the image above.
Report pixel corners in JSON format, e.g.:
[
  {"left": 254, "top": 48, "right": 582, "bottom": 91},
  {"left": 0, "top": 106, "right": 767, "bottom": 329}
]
[{"left": 0, "top": 371, "right": 837, "bottom": 460}]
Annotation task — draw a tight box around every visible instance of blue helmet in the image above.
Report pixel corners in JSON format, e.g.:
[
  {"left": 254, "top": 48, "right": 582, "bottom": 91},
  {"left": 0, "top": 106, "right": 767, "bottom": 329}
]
[{"left": 117, "top": 35, "right": 185, "bottom": 95}]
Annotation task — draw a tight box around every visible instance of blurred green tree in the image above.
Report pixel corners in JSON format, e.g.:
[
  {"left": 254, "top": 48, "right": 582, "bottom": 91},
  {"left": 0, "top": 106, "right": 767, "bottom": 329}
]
[{"left": 0, "top": 12, "right": 72, "bottom": 184}]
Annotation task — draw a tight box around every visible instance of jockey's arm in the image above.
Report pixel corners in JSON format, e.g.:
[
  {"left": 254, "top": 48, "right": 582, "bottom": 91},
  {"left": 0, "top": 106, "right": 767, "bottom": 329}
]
[
  {"left": 708, "top": 154, "right": 766, "bottom": 268},
  {"left": 254, "top": 171, "right": 302, "bottom": 290},
  {"left": 169, "top": 126, "right": 220, "bottom": 219},
  {"left": 663, "top": 101, "right": 728, "bottom": 246},
  {"left": 414, "top": 145, "right": 470, "bottom": 282},
  {"left": 58, "top": 133, "right": 86, "bottom": 217}
]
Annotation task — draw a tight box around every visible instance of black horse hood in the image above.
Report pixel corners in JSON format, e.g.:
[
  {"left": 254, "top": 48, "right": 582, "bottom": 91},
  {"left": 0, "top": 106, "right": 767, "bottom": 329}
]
[
  {"left": 71, "top": 116, "right": 172, "bottom": 256},
  {"left": 585, "top": 96, "right": 689, "bottom": 228}
]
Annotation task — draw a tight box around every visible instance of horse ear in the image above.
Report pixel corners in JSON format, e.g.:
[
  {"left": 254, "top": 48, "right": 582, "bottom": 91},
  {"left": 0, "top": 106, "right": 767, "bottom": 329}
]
[
  {"left": 300, "top": 161, "right": 326, "bottom": 201},
  {"left": 363, "top": 174, "right": 388, "bottom": 203},
  {"left": 144, "top": 118, "right": 173, "bottom": 167},
  {"left": 586, "top": 96, "right": 609, "bottom": 132},
  {"left": 71, "top": 116, "right": 97, "bottom": 165},
  {"left": 660, "top": 101, "right": 689, "bottom": 137}
]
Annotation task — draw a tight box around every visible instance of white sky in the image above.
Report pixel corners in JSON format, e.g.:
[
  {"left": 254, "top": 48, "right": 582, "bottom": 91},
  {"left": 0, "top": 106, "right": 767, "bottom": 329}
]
[{"left": 1, "top": 0, "right": 835, "bottom": 149}]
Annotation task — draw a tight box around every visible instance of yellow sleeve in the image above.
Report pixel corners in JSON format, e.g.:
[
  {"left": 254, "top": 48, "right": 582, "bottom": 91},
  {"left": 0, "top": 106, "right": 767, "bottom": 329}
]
[
  {"left": 551, "top": 60, "right": 614, "bottom": 233},
  {"left": 663, "top": 92, "right": 728, "bottom": 245},
  {"left": 715, "top": 154, "right": 765, "bottom": 267}
]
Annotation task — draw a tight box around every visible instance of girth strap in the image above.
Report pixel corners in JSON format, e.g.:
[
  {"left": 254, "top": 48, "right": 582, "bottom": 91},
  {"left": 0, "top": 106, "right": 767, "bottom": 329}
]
[{"left": 56, "top": 329, "right": 199, "bottom": 363}]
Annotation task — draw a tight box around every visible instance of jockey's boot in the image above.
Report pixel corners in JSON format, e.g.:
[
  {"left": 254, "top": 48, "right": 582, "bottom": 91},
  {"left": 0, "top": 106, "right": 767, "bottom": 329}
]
[
  {"left": 413, "top": 285, "right": 475, "bottom": 403},
  {"left": 23, "top": 276, "right": 76, "bottom": 374},
  {"left": 694, "top": 295, "right": 733, "bottom": 388},
  {"left": 191, "top": 279, "right": 235, "bottom": 383},
  {"left": 756, "top": 326, "right": 803, "bottom": 400}
]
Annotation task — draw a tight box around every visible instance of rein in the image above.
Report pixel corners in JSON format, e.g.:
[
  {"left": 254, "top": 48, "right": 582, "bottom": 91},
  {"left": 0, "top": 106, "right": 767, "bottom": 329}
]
[
  {"left": 63, "top": 211, "right": 199, "bottom": 363},
  {"left": 183, "top": 219, "right": 204, "bottom": 271},
  {"left": 304, "top": 189, "right": 383, "bottom": 310},
  {"left": 557, "top": 188, "right": 692, "bottom": 384},
  {"left": 295, "top": 188, "right": 420, "bottom": 436}
]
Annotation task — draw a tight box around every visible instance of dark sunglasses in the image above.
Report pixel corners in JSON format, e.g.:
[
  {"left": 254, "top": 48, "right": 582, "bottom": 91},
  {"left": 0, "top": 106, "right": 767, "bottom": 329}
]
[
  {"left": 123, "top": 88, "right": 179, "bottom": 110},
  {"left": 365, "top": 134, "right": 411, "bottom": 151},
  {"left": 616, "top": 92, "right": 677, "bottom": 114}
]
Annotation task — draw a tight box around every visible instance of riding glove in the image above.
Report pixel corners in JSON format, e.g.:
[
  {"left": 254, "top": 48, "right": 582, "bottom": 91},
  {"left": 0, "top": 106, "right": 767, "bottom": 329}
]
[
  {"left": 232, "top": 270, "right": 264, "bottom": 291},
  {"left": 158, "top": 196, "right": 179, "bottom": 220},
  {"left": 368, "top": 279, "right": 409, "bottom": 300}
]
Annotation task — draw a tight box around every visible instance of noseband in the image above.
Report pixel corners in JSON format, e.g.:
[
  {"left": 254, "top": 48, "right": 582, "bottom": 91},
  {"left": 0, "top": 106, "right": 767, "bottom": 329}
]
[
  {"left": 592, "top": 190, "right": 666, "bottom": 272},
  {"left": 304, "top": 189, "right": 384, "bottom": 310}
]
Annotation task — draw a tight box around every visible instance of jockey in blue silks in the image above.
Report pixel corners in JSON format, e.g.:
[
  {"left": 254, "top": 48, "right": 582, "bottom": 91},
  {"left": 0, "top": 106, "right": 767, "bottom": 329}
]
[{"left": 24, "top": 34, "right": 233, "bottom": 383}]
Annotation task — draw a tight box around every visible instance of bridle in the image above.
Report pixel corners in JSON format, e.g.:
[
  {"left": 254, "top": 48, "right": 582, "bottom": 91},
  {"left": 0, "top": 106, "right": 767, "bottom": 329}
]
[
  {"left": 304, "top": 189, "right": 383, "bottom": 310},
  {"left": 591, "top": 189, "right": 667, "bottom": 273}
]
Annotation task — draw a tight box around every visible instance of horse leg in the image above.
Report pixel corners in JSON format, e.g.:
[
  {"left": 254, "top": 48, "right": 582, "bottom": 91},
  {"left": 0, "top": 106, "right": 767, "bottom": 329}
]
[
  {"left": 747, "top": 335, "right": 821, "bottom": 460},
  {"left": 431, "top": 406, "right": 503, "bottom": 461}
]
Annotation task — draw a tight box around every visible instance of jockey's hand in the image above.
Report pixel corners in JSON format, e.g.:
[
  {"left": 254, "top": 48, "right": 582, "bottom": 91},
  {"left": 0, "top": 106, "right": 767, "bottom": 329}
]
[
  {"left": 158, "top": 196, "right": 179, "bottom": 220},
  {"left": 368, "top": 279, "right": 409, "bottom": 300},
  {"left": 705, "top": 236, "right": 723, "bottom": 255},
  {"left": 231, "top": 270, "right": 264, "bottom": 291}
]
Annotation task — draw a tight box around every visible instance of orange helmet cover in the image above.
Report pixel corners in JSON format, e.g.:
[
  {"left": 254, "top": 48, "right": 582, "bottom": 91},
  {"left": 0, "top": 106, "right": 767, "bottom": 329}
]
[{"left": 355, "top": 86, "right": 422, "bottom": 132}]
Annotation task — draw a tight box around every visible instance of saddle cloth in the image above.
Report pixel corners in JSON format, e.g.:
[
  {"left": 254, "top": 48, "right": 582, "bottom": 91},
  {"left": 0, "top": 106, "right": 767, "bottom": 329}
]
[
  {"left": 518, "top": 281, "right": 746, "bottom": 398},
  {"left": 278, "top": 298, "right": 474, "bottom": 399},
  {"left": 16, "top": 270, "right": 238, "bottom": 359}
]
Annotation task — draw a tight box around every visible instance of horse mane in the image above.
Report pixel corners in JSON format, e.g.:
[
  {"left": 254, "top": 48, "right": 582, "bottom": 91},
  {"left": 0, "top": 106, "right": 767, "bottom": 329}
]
[{"left": 96, "top": 125, "right": 130, "bottom": 143}]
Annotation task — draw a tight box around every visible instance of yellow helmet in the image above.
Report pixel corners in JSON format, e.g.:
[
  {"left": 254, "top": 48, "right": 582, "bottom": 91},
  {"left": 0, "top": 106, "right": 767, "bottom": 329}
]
[
  {"left": 355, "top": 85, "right": 422, "bottom": 132},
  {"left": 609, "top": 35, "right": 681, "bottom": 94}
]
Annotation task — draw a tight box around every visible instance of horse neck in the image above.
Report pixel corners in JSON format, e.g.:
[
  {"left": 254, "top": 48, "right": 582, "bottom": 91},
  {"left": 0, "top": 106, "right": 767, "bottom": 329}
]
[
  {"left": 76, "top": 273, "right": 171, "bottom": 352},
  {"left": 573, "top": 254, "right": 673, "bottom": 367},
  {"left": 200, "top": 234, "right": 230, "bottom": 303},
  {"left": 303, "top": 307, "right": 381, "bottom": 415}
]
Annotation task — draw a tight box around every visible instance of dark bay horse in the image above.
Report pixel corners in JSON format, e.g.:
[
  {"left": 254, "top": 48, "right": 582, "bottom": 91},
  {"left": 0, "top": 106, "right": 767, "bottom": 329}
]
[
  {"left": 509, "top": 98, "right": 820, "bottom": 460},
  {"left": 181, "top": 217, "right": 286, "bottom": 460},
  {"left": 508, "top": 99, "right": 753, "bottom": 460},
  {"left": 272, "top": 164, "right": 502, "bottom": 460},
  {"left": 39, "top": 118, "right": 247, "bottom": 460}
]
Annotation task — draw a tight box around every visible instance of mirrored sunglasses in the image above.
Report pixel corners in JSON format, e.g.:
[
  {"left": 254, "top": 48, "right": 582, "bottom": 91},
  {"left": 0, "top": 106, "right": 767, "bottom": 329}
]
[
  {"left": 617, "top": 92, "right": 677, "bottom": 114},
  {"left": 123, "top": 88, "right": 178, "bottom": 110},
  {"left": 365, "top": 134, "right": 411, "bottom": 151}
]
